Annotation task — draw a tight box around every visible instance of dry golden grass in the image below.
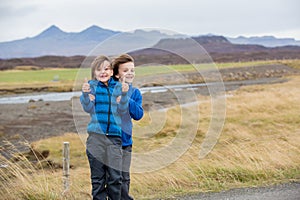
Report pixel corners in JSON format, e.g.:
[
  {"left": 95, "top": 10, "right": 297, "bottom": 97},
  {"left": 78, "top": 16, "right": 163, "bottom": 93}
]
[
  {"left": 129, "top": 76, "right": 300, "bottom": 199},
  {"left": 279, "top": 59, "right": 300, "bottom": 69},
  {"left": 1, "top": 76, "right": 299, "bottom": 199},
  {"left": 13, "top": 66, "right": 42, "bottom": 70},
  {"left": 0, "top": 135, "right": 91, "bottom": 200}
]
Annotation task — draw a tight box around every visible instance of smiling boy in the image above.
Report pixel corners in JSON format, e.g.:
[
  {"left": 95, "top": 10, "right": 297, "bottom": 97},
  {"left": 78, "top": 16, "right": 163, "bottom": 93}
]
[
  {"left": 112, "top": 54, "right": 144, "bottom": 200},
  {"left": 81, "top": 55, "right": 129, "bottom": 200}
]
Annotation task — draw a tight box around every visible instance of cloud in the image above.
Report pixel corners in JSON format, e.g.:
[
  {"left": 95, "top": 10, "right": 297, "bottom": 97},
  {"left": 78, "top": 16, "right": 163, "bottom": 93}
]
[{"left": 0, "top": 0, "right": 299, "bottom": 42}]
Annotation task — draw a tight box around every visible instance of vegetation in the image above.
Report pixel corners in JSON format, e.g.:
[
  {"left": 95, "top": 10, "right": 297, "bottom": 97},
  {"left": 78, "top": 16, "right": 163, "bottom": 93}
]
[
  {"left": 1, "top": 75, "right": 299, "bottom": 199},
  {"left": 279, "top": 59, "right": 300, "bottom": 69}
]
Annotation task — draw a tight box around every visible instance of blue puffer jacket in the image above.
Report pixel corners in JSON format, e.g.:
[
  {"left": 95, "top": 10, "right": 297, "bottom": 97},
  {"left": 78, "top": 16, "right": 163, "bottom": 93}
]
[
  {"left": 121, "top": 85, "right": 144, "bottom": 147},
  {"left": 80, "top": 78, "right": 128, "bottom": 137}
]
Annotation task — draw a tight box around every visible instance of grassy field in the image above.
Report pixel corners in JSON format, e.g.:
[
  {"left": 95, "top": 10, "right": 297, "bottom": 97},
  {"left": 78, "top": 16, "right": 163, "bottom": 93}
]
[
  {"left": 0, "top": 74, "right": 299, "bottom": 199},
  {"left": 0, "top": 59, "right": 293, "bottom": 93}
]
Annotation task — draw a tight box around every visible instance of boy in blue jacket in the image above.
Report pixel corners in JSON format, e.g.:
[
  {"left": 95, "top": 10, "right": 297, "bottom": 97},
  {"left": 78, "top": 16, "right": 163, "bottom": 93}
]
[
  {"left": 112, "top": 54, "right": 144, "bottom": 200},
  {"left": 80, "top": 55, "right": 129, "bottom": 200}
]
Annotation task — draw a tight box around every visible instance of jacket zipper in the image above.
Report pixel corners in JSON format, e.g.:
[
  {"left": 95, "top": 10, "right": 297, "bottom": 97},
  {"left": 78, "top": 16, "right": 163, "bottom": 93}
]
[{"left": 106, "top": 86, "right": 111, "bottom": 134}]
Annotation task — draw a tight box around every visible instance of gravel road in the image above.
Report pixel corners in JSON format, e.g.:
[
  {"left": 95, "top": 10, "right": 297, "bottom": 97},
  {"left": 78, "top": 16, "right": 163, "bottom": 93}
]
[{"left": 180, "top": 182, "right": 300, "bottom": 200}]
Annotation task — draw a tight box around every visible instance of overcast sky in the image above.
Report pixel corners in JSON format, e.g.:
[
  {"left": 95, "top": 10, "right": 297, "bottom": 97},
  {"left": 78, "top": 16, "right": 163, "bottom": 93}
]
[{"left": 0, "top": 0, "right": 299, "bottom": 42}]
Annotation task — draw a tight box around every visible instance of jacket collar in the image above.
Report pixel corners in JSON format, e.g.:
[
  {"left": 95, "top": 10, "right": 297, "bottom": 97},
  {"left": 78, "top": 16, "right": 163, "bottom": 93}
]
[{"left": 89, "top": 77, "right": 117, "bottom": 87}]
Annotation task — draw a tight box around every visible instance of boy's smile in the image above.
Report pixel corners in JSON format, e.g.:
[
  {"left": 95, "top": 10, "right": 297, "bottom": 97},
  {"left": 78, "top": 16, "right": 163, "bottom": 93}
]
[
  {"left": 94, "top": 60, "right": 113, "bottom": 84},
  {"left": 117, "top": 62, "right": 135, "bottom": 83}
]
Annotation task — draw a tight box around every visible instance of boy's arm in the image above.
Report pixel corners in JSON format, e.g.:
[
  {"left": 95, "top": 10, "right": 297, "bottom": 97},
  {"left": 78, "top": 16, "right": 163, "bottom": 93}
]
[
  {"left": 117, "top": 79, "right": 130, "bottom": 115},
  {"left": 117, "top": 91, "right": 129, "bottom": 115},
  {"left": 129, "top": 89, "right": 144, "bottom": 120},
  {"left": 80, "top": 92, "right": 94, "bottom": 113}
]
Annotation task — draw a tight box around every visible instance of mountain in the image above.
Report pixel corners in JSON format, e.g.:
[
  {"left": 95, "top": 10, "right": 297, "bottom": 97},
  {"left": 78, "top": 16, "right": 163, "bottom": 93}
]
[
  {"left": 227, "top": 36, "right": 300, "bottom": 47},
  {"left": 130, "top": 35, "right": 300, "bottom": 64},
  {"left": 0, "top": 25, "right": 184, "bottom": 59},
  {"left": 85, "top": 29, "right": 185, "bottom": 56},
  {"left": 153, "top": 35, "right": 268, "bottom": 53},
  {"left": 35, "top": 25, "right": 66, "bottom": 39},
  {"left": 74, "top": 25, "right": 118, "bottom": 41},
  {"left": 1, "top": 25, "right": 300, "bottom": 61},
  {"left": 0, "top": 25, "right": 120, "bottom": 58},
  {"left": 1, "top": 34, "right": 300, "bottom": 70}
]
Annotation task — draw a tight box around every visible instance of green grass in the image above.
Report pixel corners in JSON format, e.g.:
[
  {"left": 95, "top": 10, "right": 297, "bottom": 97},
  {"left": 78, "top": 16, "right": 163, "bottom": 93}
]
[
  {"left": 0, "top": 65, "right": 194, "bottom": 84},
  {"left": 0, "top": 60, "right": 287, "bottom": 84},
  {"left": 214, "top": 60, "right": 282, "bottom": 68},
  {"left": 0, "top": 68, "right": 83, "bottom": 83}
]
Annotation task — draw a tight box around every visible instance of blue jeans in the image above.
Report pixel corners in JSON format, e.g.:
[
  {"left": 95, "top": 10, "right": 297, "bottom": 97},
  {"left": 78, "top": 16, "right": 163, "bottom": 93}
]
[
  {"left": 86, "top": 133, "right": 122, "bottom": 200},
  {"left": 121, "top": 145, "right": 134, "bottom": 200}
]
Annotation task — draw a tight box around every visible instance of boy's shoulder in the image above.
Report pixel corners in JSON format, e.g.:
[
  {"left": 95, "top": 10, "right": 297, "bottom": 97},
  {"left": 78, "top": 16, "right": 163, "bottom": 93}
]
[
  {"left": 88, "top": 79, "right": 98, "bottom": 86},
  {"left": 108, "top": 77, "right": 119, "bottom": 87},
  {"left": 130, "top": 86, "right": 142, "bottom": 96}
]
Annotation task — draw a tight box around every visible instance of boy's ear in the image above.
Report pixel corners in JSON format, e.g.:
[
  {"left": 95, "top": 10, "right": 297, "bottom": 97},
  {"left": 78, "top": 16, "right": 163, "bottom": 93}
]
[{"left": 115, "top": 74, "right": 120, "bottom": 79}]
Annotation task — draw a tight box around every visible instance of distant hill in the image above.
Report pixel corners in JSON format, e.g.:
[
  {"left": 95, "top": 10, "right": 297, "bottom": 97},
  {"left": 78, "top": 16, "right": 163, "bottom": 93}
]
[
  {"left": 0, "top": 55, "right": 86, "bottom": 70},
  {"left": 227, "top": 36, "right": 300, "bottom": 47},
  {"left": 130, "top": 36, "right": 300, "bottom": 64},
  {"left": 1, "top": 35, "right": 300, "bottom": 70}
]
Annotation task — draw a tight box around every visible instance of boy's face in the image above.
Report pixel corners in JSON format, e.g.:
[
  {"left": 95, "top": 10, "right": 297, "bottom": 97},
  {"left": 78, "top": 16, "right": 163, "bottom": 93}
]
[
  {"left": 94, "top": 61, "right": 113, "bottom": 84},
  {"left": 116, "top": 62, "right": 135, "bottom": 83}
]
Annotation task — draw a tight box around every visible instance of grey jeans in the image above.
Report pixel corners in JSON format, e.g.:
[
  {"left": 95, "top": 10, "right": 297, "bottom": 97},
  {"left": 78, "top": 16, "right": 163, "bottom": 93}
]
[
  {"left": 121, "top": 145, "right": 134, "bottom": 200},
  {"left": 86, "top": 133, "right": 123, "bottom": 200}
]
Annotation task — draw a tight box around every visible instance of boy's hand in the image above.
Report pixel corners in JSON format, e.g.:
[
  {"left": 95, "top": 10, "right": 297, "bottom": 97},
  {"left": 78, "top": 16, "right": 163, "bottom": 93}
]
[
  {"left": 121, "top": 75, "right": 129, "bottom": 93},
  {"left": 89, "top": 94, "right": 95, "bottom": 101},
  {"left": 116, "top": 96, "right": 121, "bottom": 103},
  {"left": 82, "top": 77, "right": 90, "bottom": 93}
]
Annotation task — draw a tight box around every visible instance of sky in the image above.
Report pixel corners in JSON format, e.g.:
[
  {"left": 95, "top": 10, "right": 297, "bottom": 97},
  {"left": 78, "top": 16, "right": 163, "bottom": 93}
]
[{"left": 0, "top": 0, "right": 299, "bottom": 42}]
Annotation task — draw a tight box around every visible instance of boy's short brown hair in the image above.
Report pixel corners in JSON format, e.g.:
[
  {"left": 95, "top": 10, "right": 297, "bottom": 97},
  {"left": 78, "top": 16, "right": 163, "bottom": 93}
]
[
  {"left": 91, "top": 55, "right": 112, "bottom": 79},
  {"left": 112, "top": 54, "right": 134, "bottom": 78}
]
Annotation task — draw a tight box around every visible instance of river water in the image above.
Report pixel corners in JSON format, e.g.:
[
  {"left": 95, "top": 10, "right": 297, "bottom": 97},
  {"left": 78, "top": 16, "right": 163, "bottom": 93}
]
[{"left": 0, "top": 78, "right": 285, "bottom": 104}]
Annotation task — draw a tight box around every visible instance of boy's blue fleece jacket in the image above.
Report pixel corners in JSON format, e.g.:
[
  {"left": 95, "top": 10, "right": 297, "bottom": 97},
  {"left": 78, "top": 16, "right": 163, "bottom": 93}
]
[
  {"left": 80, "top": 78, "right": 128, "bottom": 137},
  {"left": 121, "top": 84, "right": 144, "bottom": 147}
]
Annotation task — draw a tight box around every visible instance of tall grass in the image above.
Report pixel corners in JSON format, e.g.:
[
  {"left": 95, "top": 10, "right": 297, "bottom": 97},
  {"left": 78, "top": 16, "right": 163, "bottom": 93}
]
[
  {"left": 129, "top": 75, "right": 300, "bottom": 199},
  {"left": 0, "top": 135, "right": 91, "bottom": 200},
  {"left": 0, "top": 142, "right": 61, "bottom": 200}
]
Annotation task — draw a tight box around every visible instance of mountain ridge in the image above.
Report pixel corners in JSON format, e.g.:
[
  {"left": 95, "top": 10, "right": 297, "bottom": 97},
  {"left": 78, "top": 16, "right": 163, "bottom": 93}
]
[
  {"left": 0, "top": 25, "right": 180, "bottom": 58},
  {"left": 0, "top": 25, "right": 300, "bottom": 59},
  {"left": 227, "top": 35, "right": 300, "bottom": 47}
]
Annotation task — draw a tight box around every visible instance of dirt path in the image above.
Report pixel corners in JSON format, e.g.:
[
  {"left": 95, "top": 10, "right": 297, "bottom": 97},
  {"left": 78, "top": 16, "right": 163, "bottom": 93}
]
[
  {"left": 0, "top": 100, "right": 76, "bottom": 154},
  {"left": 179, "top": 182, "right": 300, "bottom": 200}
]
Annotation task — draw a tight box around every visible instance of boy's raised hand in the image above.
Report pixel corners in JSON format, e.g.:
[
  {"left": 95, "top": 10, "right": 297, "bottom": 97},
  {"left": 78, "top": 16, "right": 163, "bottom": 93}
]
[
  {"left": 82, "top": 77, "right": 91, "bottom": 93},
  {"left": 88, "top": 94, "right": 95, "bottom": 101},
  {"left": 121, "top": 74, "right": 129, "bottom": 93}
]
